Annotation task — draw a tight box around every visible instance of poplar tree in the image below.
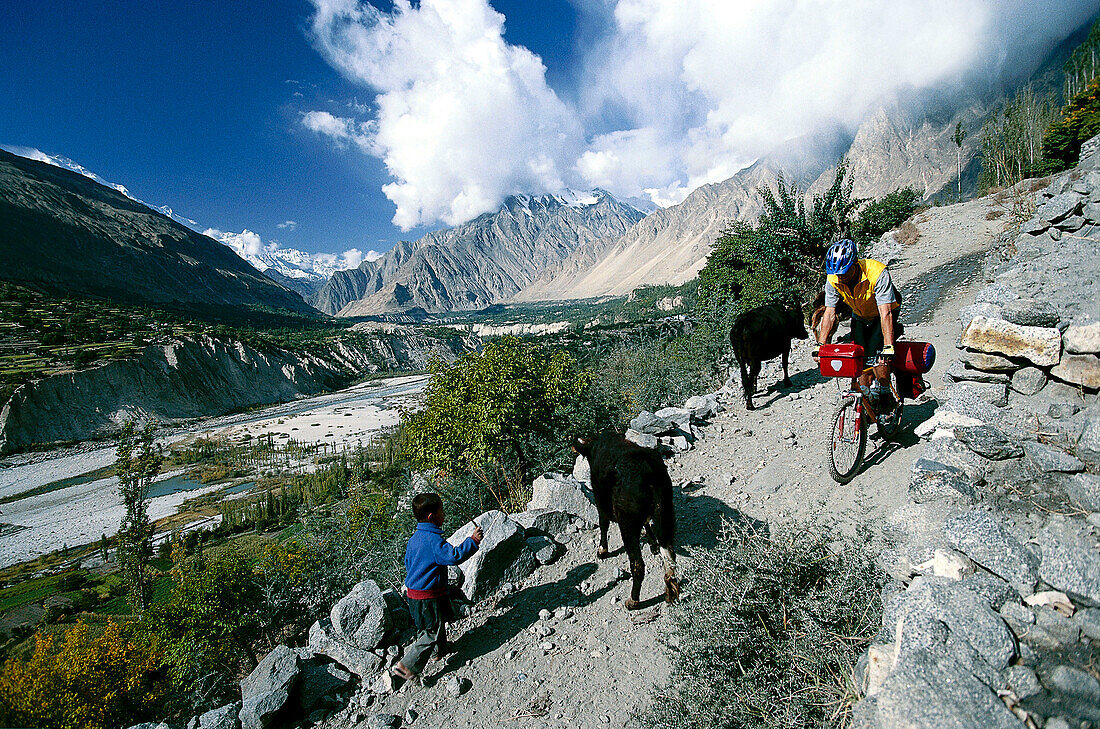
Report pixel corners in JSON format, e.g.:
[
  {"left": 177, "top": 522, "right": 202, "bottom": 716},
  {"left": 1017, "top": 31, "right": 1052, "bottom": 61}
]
[{"left": 115, "top": 421, "right": 163, "bottom": 614}]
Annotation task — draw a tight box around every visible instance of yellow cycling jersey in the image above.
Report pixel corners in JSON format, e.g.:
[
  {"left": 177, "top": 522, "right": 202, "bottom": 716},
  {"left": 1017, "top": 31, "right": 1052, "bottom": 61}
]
[{"left": 827, "top": 258, "right": 900, "bottom": 320}]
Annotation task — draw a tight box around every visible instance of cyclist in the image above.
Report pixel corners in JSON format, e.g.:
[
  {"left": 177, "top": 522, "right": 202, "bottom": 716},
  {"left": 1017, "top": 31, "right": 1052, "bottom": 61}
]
[{"left": 812, "top": 239, "right": 901, "bottom": 413}]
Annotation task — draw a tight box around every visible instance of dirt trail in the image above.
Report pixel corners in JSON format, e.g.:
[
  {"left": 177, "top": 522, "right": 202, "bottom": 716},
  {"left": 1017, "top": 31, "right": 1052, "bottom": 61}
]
[{"left": 349, "top": 194, "right": 1012, "bottom": 729}]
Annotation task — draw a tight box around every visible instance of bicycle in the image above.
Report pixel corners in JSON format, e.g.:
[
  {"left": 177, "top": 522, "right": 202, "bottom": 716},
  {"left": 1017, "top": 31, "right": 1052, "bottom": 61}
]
[{"left": 816, "top": 342, "right": 934, "bottom": 484}]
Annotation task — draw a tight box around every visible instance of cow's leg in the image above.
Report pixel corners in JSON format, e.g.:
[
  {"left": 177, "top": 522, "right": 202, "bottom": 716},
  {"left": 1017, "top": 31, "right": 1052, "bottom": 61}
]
[
  {"left": 651, "top": 497, "right": 680, "bottom": 603},
  {"left": 596, "top": 512, "right": 611, "bottom": 559},
  {"left": 748, "top": 360, "right": 761, "bottom": 406},
  {"left": 620, "top": 519, "right": 645, "bottom": 610},
  {"left": 782, "top": 344, "right": 792, "bottom": 387},
  {"left": 740, "top": 359, "right": 754, "bottom": 410},
  {"left": 643, "top": 519, "right": 660, "bottom": 555}
]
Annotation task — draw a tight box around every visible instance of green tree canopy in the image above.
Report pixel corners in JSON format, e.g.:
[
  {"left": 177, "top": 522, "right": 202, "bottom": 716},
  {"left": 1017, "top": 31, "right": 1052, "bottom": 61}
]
[{"left": 404, "top": 337, "right": 588, "bottom": 476}]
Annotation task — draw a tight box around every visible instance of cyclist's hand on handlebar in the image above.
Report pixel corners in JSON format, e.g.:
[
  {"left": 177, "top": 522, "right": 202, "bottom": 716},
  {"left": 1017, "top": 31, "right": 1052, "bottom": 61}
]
[{"left": 812, "top": 344, "right": 821, "bottom": 363}]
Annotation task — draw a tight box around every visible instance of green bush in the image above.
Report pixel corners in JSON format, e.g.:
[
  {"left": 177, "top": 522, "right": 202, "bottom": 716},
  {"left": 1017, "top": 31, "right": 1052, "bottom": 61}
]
[
  {"left": 404, "top": 337, "right": 588, "bottom": 477},
  {"left": 851, "top": 188, "right": 920, "bottom": 243},
  {"left": 1042, "top": 76, "right": 1100, "bottom": 172},
  {"left": 639, "top": 520, "right": 883, "bottom": 729}
]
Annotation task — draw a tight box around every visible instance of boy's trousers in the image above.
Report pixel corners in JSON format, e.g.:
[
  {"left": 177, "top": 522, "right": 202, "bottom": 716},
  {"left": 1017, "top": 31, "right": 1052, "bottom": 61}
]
[{"left": 400, "top": 595, "right": 452, "bottom": 674}]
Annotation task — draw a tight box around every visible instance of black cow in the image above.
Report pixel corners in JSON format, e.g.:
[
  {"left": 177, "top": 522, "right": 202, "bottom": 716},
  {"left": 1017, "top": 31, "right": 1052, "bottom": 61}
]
[
  {"left": 729, "top": 301, "right": 808, "bottom": 410},
  {"left": 573, "top": 434, "right": 679, "bottom": 610}
]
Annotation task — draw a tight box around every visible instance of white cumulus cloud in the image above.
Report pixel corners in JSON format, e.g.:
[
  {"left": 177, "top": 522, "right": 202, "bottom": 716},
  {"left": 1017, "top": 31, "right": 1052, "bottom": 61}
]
[
  {"left": 305, "top": 0, "right": 584, "bottom": 230},
  {"left": 303, "top": 0, "right": 1100, "bottom": 220},
  {"left": 205, "top": 228, "right": 265, "bottom": 258},
  {"left": 576, "top": 0, "right": 1100, "bottom": 199},
  {"left": 276, "top": 220, "right": 298, "bottom": 230}
]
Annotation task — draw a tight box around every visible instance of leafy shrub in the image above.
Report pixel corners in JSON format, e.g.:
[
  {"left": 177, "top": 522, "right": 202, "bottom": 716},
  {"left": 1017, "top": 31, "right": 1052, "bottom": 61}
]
[
  {"left": 143, "top": 545, "right": 265, "bottom": 712},
  {"left": 1042, "top": 76, "right": 1100, "bottom": 172},
  {"left": 0, "top": 620, "right": 167, "bottom": 729},
  {"left": 404, "top": 337, "right": 588, "bottom": 477},
  {"left": 851, "top": 188, "right": 920, "bottom": 242},
  {"left": 639, "top": 520, "right": 883, "bottom": 729}
]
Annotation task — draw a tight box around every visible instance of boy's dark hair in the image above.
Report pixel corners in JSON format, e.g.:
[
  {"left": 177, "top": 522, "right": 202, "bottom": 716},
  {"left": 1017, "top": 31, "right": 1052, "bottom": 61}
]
[{"left": 412, "top": 492, "right": 443, "bottom": 522}]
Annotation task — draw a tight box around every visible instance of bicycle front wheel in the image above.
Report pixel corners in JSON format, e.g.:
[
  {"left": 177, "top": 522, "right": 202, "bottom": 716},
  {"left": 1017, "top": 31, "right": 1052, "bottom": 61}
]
[{"left": 827, "top": 397, "right": 867, "bottom": 484}]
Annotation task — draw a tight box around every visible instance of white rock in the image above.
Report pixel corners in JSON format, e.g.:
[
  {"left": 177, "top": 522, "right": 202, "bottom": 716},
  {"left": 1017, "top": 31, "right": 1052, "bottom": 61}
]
[
  {"left": 961, "top": 316, "right": 1062, "bottom": 367},
  {"left": 1064, "top": 321, "right": 1100, "bottom": 354}
]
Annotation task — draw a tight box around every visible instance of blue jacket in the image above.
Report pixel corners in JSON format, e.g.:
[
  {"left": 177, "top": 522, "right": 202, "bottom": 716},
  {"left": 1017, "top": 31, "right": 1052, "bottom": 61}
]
[{"left": 404, "top": 522, "right": 478, "bottom": 599}]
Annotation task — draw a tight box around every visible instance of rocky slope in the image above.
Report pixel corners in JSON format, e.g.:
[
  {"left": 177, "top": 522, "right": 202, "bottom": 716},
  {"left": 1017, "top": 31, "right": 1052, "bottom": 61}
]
[
  {"left": 312, "top": 191, "right": 646, "bottom": 316},
  {"left": 0, "top": 330, "right": 477, "bottom": 453},
  {"left": 0, "top": 149, "right": 314, "bottom": 316}
]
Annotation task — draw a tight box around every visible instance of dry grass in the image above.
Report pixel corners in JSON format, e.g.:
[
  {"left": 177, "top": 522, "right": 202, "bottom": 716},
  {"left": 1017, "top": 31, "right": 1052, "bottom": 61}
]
[
  {"left": 896, "top": 219, "right": 921, "bottom": 246},
  {"left": 986, "top": 209, "right": 1006, "bottom": 220}
]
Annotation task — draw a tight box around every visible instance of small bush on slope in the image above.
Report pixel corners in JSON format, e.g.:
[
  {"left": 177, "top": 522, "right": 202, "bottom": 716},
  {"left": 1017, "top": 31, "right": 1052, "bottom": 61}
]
[{"left": 639, "top": 521, "right": 883, "bottom": 729}]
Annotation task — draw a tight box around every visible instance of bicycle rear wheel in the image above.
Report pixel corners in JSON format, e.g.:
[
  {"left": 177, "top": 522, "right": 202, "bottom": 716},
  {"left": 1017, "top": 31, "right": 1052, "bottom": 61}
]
[{"left": 827, "top": 397, "right": 867, "bottom": 484}]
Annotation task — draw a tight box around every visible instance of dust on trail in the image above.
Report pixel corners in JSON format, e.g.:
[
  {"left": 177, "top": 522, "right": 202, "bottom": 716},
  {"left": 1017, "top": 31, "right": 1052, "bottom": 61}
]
[{"left": 354, "top": 193, "right": 1011, "bottom": 729}]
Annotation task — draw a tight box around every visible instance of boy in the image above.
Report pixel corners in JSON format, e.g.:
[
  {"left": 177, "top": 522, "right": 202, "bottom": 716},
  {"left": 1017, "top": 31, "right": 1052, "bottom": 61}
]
[{"left": 393, "top": 493, "right": 483, "bottom": 681}]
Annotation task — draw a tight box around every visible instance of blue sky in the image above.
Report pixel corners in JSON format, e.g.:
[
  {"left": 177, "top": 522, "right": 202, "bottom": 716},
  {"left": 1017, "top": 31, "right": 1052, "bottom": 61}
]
[
  {"left": 3, "top": 1, "right": 1098, "bottom": 265},
  {"left": 0, "top": 0, "right": 581, "bottom": 259}
]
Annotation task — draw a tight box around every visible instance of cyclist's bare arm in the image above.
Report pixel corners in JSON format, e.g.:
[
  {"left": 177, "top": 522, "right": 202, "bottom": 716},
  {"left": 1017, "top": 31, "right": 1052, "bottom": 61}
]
[
  {"left": 878, "top": 303, "right": 895, "bottom": 350},
  {"left": 814, "top": 306, "right": 838, "bottom": 360}
]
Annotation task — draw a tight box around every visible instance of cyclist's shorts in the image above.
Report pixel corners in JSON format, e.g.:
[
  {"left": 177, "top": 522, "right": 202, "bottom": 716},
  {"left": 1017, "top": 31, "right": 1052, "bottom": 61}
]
[{"left": 851, "top": 317, "right": 884, "bottom": 366}]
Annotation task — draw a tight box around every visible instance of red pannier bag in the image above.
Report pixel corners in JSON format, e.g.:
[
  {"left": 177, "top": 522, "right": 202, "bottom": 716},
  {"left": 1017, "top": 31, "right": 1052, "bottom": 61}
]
[
  {"left": 894, "top": 372, "right": 928, "bottom": 400},
  {"left": 818, "top": 343, "right": 864, "bottom": 378},
  {"left": 892, "top": 341, "right": 936, "bottom": 375}
]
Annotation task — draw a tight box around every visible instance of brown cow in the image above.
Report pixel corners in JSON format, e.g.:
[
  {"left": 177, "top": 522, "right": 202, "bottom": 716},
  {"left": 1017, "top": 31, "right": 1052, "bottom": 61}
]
[
  {"left": 573, "top": 434, "right": 679, "bottom": 610},
  {"left": 729, "top": 301, "right": 808, "bottom": 410}
]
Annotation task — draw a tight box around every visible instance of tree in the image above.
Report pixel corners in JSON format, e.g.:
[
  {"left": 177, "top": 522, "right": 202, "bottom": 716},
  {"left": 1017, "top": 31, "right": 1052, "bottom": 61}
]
[
  {"left": 978, "top": 85, "right": 1058, "bottom": 189},
  {"left": 145, "top": 545, "right": 265, "bottom": 712},
  {"left": 953, "top": 122, "right": 967, "bottom": 200},
  {"left": 1042, "top": 76, "right": 1100, "bottom": 171},
  {"left": 850, "top": 188, "right": 920, "bottom": 243},
  {"left": 0, "top": 620, "right": 166, "bottom": 729},
  {"left": 115, "top": 421, "right": 163, "bottom": 614},
  {"left": 404, "top": 337, "right": 587, "bottom": 479}
]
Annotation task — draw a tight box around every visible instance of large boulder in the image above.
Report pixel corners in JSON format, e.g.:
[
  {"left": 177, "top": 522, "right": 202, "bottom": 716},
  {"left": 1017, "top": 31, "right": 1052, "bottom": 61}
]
[
  {"left": 961, "top": 316, "right": 1062, "bottom": 367},
  {"left": 295, "top": 660, "right": 354, "bottom": 714},
  {"left": 953, "top": 425, "right": 1023, "bottom": 460},
  {"left": 1000, "top": 299, "right": 1061, "bottom": 328},
  {"left": 1064, "top": 321, "right": 1100, "bottom": 354},
  {"left": 625, "top": 428, "right": 659, "bottom": 450},
  {"left": 330, "top": 580, "right": 391, "bottom": 651},
  {"left": 1021, "top": 441, "right": 1085, "bottom": 474},
  {"left": 448, "top": 511, "right": 537, "bottom": 601},
  {"left": 654, "top": 406, "right": 692, "bottom": 431},
  {"left": 1010, "top": 366, "right": 1047, "bottom": 395},
  {"left": 628, "top": 411, "right": 675, "bottom": 435},
  {"left": 240, "top": 645, "right": 300, "bottom": 729},
  {"left": 1078, "top": 414, "right": 1100, "bottom": 466},
  {"left": 190, "top": 703, "right": 240, "bottom": 729},
  {"left": 512, "top": 508, "right": 573, "bottom": 536},
  {"left": 942, "top": 511, "right": 1038, "bottom": 594},
  {"left": 1056, "top": 473, "right": 1100, "bottom": 511},
  {"left": 1036, "top": 192, "right": 1082, "bottom": 224},
  {"left": 1037, "top": 519, "right": 1100, "bottom": 606},
  {"left": 1050, "top": 353, "right": 1100, "bottom": 389},
  {"left": 572, "top": 454, "right": 590, "bottom": 483},
  {"left": 684, "top": 394, "right": 719, "bottom": 421},
  {"left": 307, "top": 618, "right": 384, "bottom": 679},
  {"left": 526, "top": 472, "right": 599, "bottom": 525},
  {"left": 960, "top": 349, "right": 1021, "bottom": 373},
  {"left": 908, "top": 459, "right": 977, "bottom": 504}
]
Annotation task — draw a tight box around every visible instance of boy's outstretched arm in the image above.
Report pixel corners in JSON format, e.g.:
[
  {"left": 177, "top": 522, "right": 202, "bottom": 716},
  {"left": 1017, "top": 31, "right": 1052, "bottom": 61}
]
[{"left": 434, "top": 526, "right": 483, "bottom": 566}]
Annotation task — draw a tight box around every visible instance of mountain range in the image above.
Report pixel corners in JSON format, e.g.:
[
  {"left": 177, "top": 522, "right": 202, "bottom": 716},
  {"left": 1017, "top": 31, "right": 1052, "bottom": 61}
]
[
  {"left": 0, "top": 149, "right": 314, "bottom": 317},
  {"left": 311, "top": 190, "right": 648, "bottom": 316}
]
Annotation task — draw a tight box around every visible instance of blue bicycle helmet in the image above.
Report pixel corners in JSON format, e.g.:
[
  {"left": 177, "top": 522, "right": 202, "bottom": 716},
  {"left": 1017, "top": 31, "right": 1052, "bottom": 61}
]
[{"left": 824, "top": 238, "right": 857, "bottom": 276}]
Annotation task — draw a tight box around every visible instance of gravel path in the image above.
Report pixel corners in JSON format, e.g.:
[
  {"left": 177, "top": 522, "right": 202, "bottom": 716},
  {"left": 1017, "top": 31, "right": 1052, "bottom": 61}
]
[{"left": 339, "top": 192, "right": 1015, "bottom": 729}]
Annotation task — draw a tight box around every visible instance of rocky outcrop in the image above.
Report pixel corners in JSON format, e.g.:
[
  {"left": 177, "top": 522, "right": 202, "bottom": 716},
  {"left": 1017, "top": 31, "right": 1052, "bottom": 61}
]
[
  {"left": 0, "top": 330, "right": 478, "bottom": 453},
  {"left": 852, "top": 138, "right": 1100, "bottom": 729}
]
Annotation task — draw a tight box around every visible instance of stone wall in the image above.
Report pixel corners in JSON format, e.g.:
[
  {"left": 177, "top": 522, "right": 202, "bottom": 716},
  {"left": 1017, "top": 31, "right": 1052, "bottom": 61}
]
[{"left": 852, "top": 141, "right": 1100, "bottom": 728}]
